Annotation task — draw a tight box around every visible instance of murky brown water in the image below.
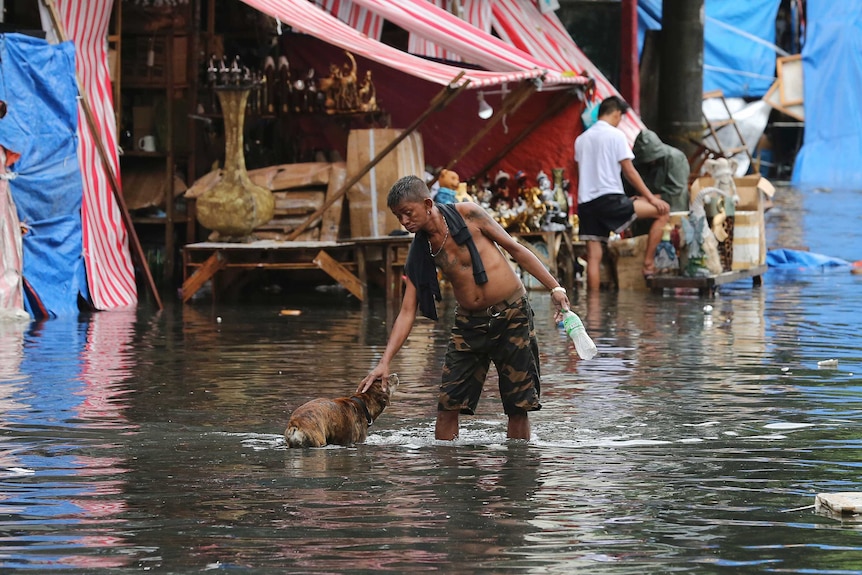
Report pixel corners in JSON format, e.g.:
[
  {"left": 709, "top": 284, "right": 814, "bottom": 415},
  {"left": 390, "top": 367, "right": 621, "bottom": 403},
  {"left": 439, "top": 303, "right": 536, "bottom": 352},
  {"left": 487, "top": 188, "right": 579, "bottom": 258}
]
[{"left": 1, "top": 185, "right": 862, "bottom": 573}]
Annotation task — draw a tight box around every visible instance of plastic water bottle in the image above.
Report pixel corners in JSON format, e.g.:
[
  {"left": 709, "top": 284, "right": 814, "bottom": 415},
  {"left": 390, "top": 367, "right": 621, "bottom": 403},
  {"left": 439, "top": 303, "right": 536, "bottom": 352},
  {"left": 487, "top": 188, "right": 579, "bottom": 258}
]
[{"left": 562, "top": 310, "right": 598, "bottom": 360}]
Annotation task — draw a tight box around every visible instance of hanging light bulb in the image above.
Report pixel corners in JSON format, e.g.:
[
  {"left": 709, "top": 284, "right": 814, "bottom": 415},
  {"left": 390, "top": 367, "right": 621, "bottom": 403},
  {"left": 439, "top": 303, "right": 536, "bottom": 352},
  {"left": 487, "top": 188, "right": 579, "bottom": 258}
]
[{"left": 477, "top": 91, "right": 493, "bottom": 120}]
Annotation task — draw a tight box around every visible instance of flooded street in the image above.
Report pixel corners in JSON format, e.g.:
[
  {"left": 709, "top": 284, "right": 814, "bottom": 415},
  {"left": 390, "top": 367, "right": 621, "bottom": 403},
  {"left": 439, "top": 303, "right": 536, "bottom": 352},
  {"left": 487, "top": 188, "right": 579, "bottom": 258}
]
[{"left": 2, "top": 185, "right": 862, "bottom": 573}]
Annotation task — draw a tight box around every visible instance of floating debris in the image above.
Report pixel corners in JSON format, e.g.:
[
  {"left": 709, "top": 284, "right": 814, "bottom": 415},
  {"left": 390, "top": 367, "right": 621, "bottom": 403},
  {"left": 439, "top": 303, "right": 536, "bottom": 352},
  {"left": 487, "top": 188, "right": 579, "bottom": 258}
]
[{"left": 817, "top": 359, "right": 839, "bottom": 369}]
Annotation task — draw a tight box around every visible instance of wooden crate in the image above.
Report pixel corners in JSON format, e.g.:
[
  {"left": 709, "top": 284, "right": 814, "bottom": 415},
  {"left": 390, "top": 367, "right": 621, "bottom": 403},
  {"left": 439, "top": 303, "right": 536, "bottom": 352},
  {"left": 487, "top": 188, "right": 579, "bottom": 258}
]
[{"left": 346, "top": 129, "right": 424, "bottom": 238}]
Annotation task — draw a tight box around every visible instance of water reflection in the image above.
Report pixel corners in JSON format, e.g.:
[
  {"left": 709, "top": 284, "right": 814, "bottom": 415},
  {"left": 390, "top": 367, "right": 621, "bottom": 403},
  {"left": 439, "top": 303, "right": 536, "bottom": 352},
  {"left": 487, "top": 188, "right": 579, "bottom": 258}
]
[
  {"left": 1, "top": 185, "right": 862, "bottom": 572},
  {"left": 0, "top": 311, "right": 137, "bottom": 569}
]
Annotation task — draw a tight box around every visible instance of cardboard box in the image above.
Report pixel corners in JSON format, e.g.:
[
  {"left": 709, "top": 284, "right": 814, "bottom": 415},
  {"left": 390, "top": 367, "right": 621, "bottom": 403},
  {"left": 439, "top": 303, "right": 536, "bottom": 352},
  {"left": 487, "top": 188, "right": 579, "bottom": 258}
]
[
  {"left": 346, "top": 129, "right": 424, "bottom": 238},
  {"left": 608, "top": 235, "right": 650, "bottom": 291},
  {"left": 689, "top": 175, "right": 774, "bottom": 211},
  {"left": 689, "top": 175, "right": 774, "bottom": 268}
]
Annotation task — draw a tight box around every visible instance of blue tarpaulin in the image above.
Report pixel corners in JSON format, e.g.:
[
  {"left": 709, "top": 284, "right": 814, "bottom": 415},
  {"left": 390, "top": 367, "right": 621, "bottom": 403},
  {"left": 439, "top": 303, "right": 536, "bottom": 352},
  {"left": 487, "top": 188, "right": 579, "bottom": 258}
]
[
  {"left": 0, "top": 34, "right": 88, "bottom": 318},
  {"left": 767, "top": 249, "right": 851, "bottom": 270},
  {"left": 638, "top": 0, "right": 780, "bottom": 98},
  {"left": 791, "top": 3, "right": 862, "bottom": 189}
]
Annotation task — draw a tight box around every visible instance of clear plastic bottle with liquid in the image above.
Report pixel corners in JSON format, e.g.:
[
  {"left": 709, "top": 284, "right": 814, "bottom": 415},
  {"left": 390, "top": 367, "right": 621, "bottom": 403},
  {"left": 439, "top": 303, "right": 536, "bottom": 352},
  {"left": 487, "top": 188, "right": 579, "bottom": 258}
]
[{"left": 562, "top": 309, "right": 598, "bottom": 360}]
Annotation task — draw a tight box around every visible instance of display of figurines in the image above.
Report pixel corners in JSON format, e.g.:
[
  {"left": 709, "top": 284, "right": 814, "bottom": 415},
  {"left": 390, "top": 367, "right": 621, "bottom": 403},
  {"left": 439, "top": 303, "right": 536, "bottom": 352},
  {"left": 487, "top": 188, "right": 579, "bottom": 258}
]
[
  {"left": 482, "top": 168, "right": 571, "bottom": 233},
  {"left": 319, "top": 50, "right": 379, "bottom": 114},
  {"left": 202, "top": 50, "right": 378, "bottom": 117}
]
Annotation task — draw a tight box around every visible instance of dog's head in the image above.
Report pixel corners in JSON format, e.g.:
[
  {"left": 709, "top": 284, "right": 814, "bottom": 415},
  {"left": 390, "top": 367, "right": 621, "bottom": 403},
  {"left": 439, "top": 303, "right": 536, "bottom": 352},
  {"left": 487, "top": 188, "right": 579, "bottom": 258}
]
[{"left": 360, "top": 374, "right": 399, "bottom": 419}]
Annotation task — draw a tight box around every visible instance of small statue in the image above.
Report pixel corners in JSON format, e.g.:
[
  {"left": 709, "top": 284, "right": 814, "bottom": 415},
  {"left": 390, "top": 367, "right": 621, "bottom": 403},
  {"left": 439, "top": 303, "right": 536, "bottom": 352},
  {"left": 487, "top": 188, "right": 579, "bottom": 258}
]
[
  {"left": 358, "top": 69, "right": 378, "bottom": 112},
  {"left": 340, "top": 51, "right": 359, "bottom": 111},
  {"left": 654, "top": 223, "right": 679, "bottom": 275}
]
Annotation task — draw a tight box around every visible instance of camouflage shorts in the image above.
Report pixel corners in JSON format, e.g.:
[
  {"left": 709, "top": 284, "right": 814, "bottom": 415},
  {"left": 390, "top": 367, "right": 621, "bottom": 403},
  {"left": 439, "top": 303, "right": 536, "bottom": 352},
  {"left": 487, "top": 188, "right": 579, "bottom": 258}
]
[{"left": 439, "top": 296, "right": 542, "bottom": 416}]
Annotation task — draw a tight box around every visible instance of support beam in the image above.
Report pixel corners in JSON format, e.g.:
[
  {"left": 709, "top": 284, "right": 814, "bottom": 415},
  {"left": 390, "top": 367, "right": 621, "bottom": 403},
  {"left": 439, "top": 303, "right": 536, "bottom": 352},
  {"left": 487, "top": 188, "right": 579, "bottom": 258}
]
[
  {"left": 472, "top": 87, "right": 583, "bottom": 181},
  {"left": 435, "top": 78, "right": 538, "bottom": 182},
  {"left": 313, "top": 250, "right": 364, "bottom": 300},
  {"left": 181, "top": 251, "right": 226, "bottom": 302}
]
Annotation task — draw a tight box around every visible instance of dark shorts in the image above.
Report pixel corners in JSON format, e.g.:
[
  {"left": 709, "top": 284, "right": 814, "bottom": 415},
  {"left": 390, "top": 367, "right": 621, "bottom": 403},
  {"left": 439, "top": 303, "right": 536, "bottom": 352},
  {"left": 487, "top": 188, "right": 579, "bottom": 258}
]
[
  {"left": 439, "top": 295, "right": 542, "bottom": 416},
  {"left": 578, "top": 194, "right": 637, "bottom": 242}
]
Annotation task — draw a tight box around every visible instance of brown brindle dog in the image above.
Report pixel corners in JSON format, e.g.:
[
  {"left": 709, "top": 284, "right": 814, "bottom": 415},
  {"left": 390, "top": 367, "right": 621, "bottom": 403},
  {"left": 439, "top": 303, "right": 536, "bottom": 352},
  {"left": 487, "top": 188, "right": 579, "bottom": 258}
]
[{"left": 284, "top": 374, "right": 399, "bottom": 448}]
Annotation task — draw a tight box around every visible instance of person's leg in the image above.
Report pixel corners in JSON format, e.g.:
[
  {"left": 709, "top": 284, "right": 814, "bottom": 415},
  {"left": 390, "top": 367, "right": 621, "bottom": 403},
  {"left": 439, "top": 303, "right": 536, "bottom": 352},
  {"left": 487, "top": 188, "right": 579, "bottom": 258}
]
[
  {"left": 643, "top": 215, "right": 669, "bottom": 274},
  {"left": 506, "top": 413, "right": 530, "bottom": 439},
  {"left": 586, "top": 240, "right": 603, "bottom": 291},
  {"left": 633, "top": 199, "right": 670, "bottom": 275},
  {"left": 435, "top": 410, "right": 460, "bottom": 440}
]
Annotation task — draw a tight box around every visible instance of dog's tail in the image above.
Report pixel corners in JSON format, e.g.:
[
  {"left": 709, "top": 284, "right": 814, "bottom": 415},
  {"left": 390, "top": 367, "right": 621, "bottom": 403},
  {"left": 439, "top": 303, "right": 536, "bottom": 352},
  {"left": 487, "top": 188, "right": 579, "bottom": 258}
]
[{"left": 284, "top": 426, "right": 311, "bottom": 448}]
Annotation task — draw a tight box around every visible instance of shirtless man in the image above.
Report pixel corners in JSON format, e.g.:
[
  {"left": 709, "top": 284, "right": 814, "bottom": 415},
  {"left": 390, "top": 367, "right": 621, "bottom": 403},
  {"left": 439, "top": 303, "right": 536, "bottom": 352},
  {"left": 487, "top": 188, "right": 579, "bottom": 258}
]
[{"left": 358, "top": 175, "right": 571, "bottom": 440}]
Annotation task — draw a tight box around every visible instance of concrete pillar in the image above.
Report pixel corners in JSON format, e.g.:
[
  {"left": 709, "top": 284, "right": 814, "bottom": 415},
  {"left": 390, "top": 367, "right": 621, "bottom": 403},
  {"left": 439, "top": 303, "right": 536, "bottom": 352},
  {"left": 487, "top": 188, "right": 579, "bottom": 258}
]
[{"left": 658, "top": 0, "right": 704, "bottom": 156}]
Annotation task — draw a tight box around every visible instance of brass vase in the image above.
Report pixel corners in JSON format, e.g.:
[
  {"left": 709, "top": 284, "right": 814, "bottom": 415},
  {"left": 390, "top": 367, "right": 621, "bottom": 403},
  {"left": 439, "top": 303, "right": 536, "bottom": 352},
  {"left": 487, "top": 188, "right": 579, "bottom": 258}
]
[{"left": 196, "top": 86, "right": 274, "bottom": 240}]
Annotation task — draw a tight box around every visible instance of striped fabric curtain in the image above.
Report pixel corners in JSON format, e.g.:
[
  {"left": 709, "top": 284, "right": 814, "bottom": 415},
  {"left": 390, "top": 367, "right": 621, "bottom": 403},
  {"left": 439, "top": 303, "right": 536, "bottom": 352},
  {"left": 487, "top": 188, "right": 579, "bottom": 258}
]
[
  {"left": 52, "top": 0, "right": 137, "bottom": 309},
  {"left": 408, "top": 0, "right": 491, "bottom": 62}
]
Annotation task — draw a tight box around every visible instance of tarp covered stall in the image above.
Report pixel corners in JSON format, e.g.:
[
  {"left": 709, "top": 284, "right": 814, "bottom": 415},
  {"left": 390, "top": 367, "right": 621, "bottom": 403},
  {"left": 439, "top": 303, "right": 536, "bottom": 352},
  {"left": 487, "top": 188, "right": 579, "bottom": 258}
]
[
  {"left": 0, "top": 34, "right": 88, "bottom": 318},
  {"left": 638, "top": 0, "right": 782, "bottom": 98},
  {"left": 791, "top": 3, "right": 862, "bottom": 189}
]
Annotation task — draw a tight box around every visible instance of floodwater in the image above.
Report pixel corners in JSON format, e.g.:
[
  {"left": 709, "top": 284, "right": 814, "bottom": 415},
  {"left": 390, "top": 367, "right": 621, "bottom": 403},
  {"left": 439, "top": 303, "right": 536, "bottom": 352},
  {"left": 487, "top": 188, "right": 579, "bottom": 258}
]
[{"left": 1, "top": 185, "right": 862, "bottom": 574}]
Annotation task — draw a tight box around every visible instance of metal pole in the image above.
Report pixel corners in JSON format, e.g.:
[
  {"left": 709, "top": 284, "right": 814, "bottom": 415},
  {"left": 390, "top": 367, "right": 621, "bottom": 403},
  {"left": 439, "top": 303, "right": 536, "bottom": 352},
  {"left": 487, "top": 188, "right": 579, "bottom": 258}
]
[
  {"left": 620, "top": 0, "right": 640, "bottom": 113},
  {"left": 658, "top": 0, "right": 704, "bottom": 157}
]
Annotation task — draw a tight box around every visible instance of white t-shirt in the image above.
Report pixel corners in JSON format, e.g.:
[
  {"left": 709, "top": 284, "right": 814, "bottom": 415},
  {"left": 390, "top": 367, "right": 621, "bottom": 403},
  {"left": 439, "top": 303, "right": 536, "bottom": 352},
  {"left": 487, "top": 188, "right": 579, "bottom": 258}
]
[{"left": 574, "top": 120, "right": 634, "bottom": 204}]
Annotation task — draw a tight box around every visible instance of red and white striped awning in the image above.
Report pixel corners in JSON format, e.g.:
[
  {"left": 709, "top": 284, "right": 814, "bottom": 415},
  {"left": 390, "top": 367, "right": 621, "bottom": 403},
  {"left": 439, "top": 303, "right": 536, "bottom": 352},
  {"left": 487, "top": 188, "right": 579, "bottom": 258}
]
[
  {"left": 55, "top": 0, "right": 137, "bottom": 310},
  {"left": 347, "top": 0, "right": 588, "bottom": 86},
  {"left": 491, "top": 0, "right": 644, "bottom": 143},
  {"left": 243, "top": 0, "right": 587, "bottom": 88},
  {"left": 311, "top": 0, "right": 384, "bottom": 40},
  {"left": 408, "top": 0, "right": 491, "bottom": 63}
]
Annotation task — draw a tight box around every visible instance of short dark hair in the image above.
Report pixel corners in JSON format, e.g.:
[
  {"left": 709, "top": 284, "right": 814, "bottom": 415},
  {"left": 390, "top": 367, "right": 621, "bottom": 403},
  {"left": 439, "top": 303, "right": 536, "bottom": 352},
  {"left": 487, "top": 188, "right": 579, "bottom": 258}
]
[
  {"left": 597, "top": 96, "right": 630, "bottom": 118},
  {"left": 387, "top": 175, "right": 430, "bottom": 208}
]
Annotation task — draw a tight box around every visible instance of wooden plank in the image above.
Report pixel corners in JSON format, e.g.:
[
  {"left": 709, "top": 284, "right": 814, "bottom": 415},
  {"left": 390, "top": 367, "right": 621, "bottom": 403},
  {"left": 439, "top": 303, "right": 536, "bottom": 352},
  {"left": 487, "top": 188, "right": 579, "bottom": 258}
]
[
  {"left": 313, "top": 250, "right": 365, "bottom": 300},
  {"left": 272, "top": 190, "right": 326, "bottom": 215},
  {"left": 181, "top": 251, "right": 227, "bottom": 303},
  {"left": 646, "top": 264, "right": 767, "bottom": 292},
  {"left": 319, "top": 163, "right": 347, "bottom": 241},
  {"left": 777, "top": 54, "right": 804, "bottom": 106}
]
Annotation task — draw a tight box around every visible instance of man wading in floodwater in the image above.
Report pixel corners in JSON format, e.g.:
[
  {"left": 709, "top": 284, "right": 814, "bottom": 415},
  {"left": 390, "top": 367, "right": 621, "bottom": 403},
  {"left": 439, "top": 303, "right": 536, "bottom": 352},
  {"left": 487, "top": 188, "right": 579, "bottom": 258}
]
[{"left": 358, "top": 175, "right": 571, "bottom": 440}]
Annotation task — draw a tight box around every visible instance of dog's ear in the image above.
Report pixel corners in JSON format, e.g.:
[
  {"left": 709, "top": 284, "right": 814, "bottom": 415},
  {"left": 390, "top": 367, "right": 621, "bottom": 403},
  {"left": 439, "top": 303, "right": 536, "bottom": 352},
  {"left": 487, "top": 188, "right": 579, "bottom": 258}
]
[{"left": 384, "top": 373, "right": 399, "bottom": 395}]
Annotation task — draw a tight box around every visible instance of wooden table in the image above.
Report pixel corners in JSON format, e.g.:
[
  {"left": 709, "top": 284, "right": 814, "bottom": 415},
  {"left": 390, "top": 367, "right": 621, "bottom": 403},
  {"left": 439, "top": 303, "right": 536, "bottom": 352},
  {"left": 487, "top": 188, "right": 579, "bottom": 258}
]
[
  {"left": 646, "top": 264, "right": 768, "bottom": 297},
  {"left": 181, "top": 235, "right": 413, "bottom": 305}
]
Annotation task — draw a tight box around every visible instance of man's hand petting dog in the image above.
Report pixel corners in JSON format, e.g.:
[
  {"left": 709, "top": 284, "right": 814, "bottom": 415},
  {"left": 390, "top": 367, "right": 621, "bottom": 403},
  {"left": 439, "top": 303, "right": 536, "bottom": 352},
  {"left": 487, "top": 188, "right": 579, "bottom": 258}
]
[{"left": 284, "top": 374, "right": 399, "bottom": 448}]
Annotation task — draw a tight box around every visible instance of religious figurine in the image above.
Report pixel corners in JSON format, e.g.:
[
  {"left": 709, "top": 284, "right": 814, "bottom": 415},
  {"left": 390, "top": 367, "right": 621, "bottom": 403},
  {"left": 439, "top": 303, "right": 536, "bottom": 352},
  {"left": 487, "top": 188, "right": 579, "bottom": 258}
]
[{"left": 358, "top": 70, "right": 378, "bottom": 112}]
